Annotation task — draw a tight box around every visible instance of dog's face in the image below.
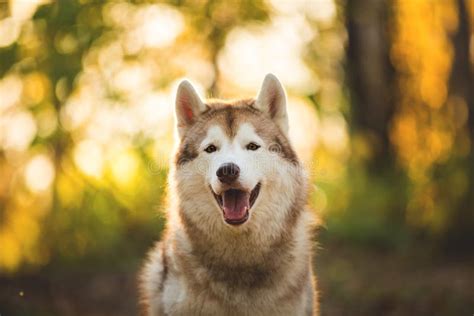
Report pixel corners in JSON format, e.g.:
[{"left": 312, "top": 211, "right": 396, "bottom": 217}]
[{"left": 172, "top": 74, "right": 305, "bottom": 231}]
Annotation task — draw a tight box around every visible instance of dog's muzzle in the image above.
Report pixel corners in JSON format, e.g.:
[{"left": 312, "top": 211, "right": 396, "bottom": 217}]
[{"left": 212, "top": 183, "right": 261, "bottom": 225}]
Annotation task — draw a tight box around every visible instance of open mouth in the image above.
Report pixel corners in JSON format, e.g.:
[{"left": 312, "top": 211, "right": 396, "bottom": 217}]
[{"left": 212, "top": 183, "right": 261, "bottom": 225}]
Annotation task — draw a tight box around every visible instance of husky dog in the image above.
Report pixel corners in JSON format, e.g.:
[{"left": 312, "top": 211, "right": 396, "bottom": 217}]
[{"left": 140, "top": 74, "right": 318, "bottom": 315}]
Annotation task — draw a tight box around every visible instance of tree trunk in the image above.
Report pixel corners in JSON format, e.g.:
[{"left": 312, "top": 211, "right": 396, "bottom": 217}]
[
  {"left": 345, "top": 0, "right": 395, "bottom": 171},
  {"left": 446, "top": 0, "right": 474, "bottom": 249}
]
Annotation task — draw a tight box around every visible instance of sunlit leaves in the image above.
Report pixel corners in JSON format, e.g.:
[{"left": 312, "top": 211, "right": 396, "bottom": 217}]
[
  {"left": 390, "top": 0, "right": 468, "bottom": 232},
  {"left": 0, "top": 0, "right": 276, "bottom": 274}
]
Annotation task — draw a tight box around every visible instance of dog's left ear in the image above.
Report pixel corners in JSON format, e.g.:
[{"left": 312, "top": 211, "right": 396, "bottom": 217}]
[
  {"left": 255, "top": 73, "right": 289, "bottom": 135},
  {"left": 175, "top": 80, "right": 207, "bottom": 138}
]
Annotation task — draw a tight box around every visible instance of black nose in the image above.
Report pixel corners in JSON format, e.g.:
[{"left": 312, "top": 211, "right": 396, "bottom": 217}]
[{"left": 216, "top": 163, "right": 240, "bottom": 184}]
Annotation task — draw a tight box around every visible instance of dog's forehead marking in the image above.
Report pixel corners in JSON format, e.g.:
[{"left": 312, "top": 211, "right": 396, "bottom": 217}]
[
  {"left": 176, "top": 101, "right": 299, "bottom": 165},
  {"left": 203, "top": 122, "right": 263, "bottom": 147},
  {"left": 201, "top": 105, "right": 259, "bottom": 139},
  {"left": 201, "top": 125, "right": 228, "bottom": 146},
  {"left": 235, "top": 123, "right": 263, "bottom": 143}
]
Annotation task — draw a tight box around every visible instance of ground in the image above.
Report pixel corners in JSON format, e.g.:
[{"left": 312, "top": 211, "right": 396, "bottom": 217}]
[{"left": 1, "top": 240, "right": 473, "bottom": 316}]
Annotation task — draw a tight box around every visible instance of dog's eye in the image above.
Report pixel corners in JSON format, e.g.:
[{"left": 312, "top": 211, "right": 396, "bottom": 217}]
[
  {"left": 204, "top": 144, "right": 217, "bottom": 153},
  {"left": 246, "top": 142, "right": 260, "bottom": 151}
]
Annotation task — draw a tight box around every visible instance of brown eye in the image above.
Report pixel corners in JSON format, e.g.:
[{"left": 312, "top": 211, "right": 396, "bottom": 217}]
[
  {"left": 246, "top": 142, "right": 260, "bottom": 151},
  {"left": 204, "top": 144, "right": 217, "bottom": 153}
]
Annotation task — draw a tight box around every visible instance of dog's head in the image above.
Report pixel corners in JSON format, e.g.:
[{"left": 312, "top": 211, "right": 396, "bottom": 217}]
[{"left": 172, "top": 74, "right": 306, "bottom": 231}]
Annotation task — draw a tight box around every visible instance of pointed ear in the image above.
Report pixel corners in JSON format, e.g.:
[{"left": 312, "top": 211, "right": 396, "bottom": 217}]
[
  {"left": 255, "top": 74, "right": 289, "bottom": 134},
  {"left": 175, "top": 80, "right": 206, "bottom": 137}
]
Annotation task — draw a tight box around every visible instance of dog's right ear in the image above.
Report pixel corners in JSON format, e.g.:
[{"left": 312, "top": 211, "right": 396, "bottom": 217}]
[
  {"left": 255, "top": 74, "right": 289, "bottom": 135},
  {"left": 175, "top": 80, "right": 206, "bottom": 138}
]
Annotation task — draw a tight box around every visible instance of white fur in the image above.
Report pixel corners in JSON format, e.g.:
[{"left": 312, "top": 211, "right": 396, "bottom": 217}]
[{"left": 140, "top": 245, "right": 164, "bottom": 315}]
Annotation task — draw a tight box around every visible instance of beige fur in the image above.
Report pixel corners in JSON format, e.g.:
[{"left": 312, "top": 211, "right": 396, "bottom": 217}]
[{"left": 139, "top": 74, "right": 318, "bottom": 315}]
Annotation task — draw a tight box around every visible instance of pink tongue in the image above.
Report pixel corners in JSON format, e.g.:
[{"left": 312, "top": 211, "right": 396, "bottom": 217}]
[{"left": 222, "top": 190, "right": 250, "bottom": 220}]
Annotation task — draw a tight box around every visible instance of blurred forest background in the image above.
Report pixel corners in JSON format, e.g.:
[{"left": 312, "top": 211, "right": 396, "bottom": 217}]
[{"left": 0, "top": 0, "right": 473, "bottom": 315}]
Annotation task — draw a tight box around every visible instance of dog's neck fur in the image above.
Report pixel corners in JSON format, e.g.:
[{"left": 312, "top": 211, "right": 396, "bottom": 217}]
[
  {"left": 166, "top": 173, "right": 311, "bottom": 297},
  {"left": 178, "top": 204, "right": 298, "bottom": 265}
]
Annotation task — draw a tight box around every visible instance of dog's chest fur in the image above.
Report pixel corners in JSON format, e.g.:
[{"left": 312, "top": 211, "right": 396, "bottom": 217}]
[{"left": 140, "top": 204, "right": 317, "bottom": 316}]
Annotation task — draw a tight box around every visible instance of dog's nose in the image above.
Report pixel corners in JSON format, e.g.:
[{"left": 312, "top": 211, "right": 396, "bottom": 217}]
[{"left": 216, "top": 163, "right": 240, "bottom": 184}]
